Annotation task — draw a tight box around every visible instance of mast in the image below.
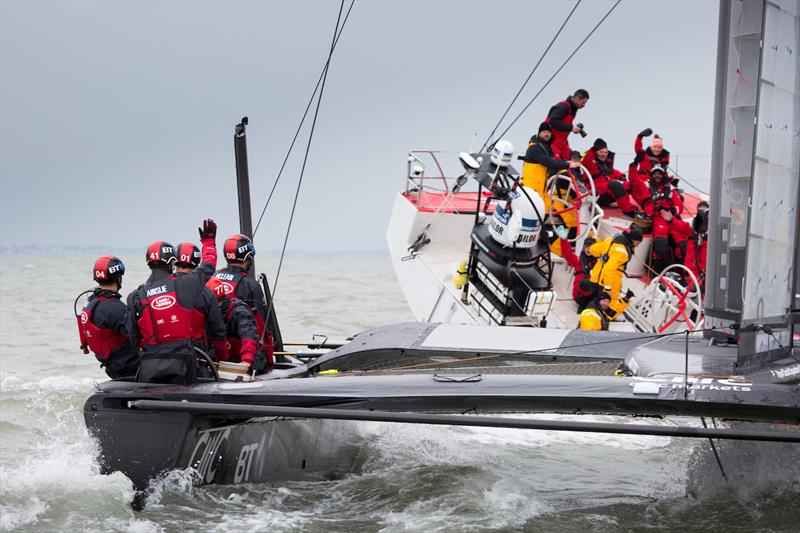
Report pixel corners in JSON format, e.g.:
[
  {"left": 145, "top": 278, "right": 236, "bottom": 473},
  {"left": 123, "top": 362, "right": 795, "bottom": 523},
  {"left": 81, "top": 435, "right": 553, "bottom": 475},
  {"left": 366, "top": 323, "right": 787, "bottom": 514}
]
[
  {"left": 232, "top": 117, "right": 285, "bottom": 353},
  {"left": 234, "top": 117, "right": 254, "bottom": 239},
  {"left": 705, "top": 0, "right": 800, "bottom": 368}
]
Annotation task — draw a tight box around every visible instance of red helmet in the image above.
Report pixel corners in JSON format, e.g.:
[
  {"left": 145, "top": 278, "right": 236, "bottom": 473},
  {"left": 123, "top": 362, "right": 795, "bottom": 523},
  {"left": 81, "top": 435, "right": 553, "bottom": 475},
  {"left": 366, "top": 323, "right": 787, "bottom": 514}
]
[
  {"left": 93, "top": 256, "right": 125, "bottom": 283},
  {"left": 146, "top": 241, "right": 177, "bottom": 267},
  {"left": 223, "top": 234, "right": 255, "bottom": 263},
  {"left": 205, "top": 277, "right": 226, "bottom": 300},
  {"left": 175, "top": 242, "right": 201, "bottom": 268}
]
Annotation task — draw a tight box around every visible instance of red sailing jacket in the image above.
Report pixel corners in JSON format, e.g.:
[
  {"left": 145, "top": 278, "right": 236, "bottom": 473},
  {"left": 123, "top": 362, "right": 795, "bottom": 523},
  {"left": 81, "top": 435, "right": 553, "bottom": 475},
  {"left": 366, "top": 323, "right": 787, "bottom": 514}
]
[
  {"left": 545, "top": 98, "right": 577, "bottom": 159},
  {"left": 80, "top": 296, "right": 129, "bottom": 360},
  {"left": 214, "top": 267, "right": 275, "bottom": 366},
  {"left": 136, "top": 277, "right": 206, "bottom": 346},
  {"left": 581, "top": 148, "right": 625, "bottom": 182},
  {"left": 640, "top": 181, "right": 684, "bottom": 217},
  {"left": 633, "top": 134, "right": 671, "bottom": 175},
  {"left": 219, "top": 297, "right": 259, "bottom": 365}
]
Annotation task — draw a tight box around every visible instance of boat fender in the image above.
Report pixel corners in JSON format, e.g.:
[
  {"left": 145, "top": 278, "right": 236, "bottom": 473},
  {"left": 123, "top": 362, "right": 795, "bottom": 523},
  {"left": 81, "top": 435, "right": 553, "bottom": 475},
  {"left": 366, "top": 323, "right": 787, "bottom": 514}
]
[
  {"left": 452, "top": 258, "right": 468, "bottom": 289},
  {"left": 319, "top": 369, "right": 340, "bottom": 375}
]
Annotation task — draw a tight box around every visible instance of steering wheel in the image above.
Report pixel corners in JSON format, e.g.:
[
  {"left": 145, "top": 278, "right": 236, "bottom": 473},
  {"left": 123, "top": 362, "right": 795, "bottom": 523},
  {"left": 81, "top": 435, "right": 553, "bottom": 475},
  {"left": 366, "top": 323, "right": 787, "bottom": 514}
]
[
  {"left": 545, "top": 164, "right": 601, "bottom": 244},
  {"left": 649, "top": 264, "right": 704, "bottom": 333}
]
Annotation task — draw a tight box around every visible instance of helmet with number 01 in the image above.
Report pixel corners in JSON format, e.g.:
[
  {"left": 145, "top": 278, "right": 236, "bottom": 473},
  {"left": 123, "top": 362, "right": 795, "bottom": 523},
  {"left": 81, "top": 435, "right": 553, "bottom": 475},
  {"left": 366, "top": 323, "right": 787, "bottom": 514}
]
[
  {"left": 223, "top": 234, "right": 255, "bottom": 263},
  {"left": 93, "top": 256, "right": 125, "bottom": 283},
  {"left": 145, "top": 241, "right": 177, "bottom": 267},
  {"left": 175, "top": 242, "right": 201, "bottom": 268}
]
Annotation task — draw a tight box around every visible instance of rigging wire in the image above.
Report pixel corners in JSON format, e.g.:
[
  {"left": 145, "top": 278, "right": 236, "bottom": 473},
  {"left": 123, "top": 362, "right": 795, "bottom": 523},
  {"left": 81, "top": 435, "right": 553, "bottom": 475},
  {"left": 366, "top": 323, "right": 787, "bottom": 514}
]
[
  {"left": 269, "top": 0, "right": 348, "bottom": 299},
  {"left": 479, "top": 0, "right": 582, "bottom": 152},
  {"left": 667, "top": 165, "right": 710, "bottom": 196},
  {"left": 253, "top": 0, "right": 356, "bottom": 238},
  {"left": 488, "top": 0, "right": 622, "bottom": 148}
]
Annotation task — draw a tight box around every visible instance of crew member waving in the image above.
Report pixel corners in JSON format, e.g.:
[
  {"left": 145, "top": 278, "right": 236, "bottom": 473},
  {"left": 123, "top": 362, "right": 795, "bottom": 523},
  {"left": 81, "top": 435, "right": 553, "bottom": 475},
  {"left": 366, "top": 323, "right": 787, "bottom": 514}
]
[{"left": 127, "top": 239, "right": 227, "bottom": 384}]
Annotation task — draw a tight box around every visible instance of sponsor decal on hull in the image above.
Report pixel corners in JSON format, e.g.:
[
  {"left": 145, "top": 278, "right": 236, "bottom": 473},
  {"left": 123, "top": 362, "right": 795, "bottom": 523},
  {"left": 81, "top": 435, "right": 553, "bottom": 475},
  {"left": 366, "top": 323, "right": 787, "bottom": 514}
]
[{"left": 629, "top": 376, "right": 753, "bottom": 392}]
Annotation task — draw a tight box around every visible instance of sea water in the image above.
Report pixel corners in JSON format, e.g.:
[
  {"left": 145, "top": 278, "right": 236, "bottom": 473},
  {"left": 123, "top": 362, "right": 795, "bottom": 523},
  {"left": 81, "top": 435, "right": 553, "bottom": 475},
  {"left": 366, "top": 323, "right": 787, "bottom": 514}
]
[{"left": 1, "top": 250, "right": 798, "bottom": 532}]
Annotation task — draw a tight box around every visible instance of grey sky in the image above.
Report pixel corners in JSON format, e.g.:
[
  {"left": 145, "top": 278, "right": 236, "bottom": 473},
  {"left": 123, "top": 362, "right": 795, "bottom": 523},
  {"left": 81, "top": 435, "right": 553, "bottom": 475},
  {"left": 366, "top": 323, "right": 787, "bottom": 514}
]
[{"left": 1, "top": 0, "right": 718, "bottom": 253}]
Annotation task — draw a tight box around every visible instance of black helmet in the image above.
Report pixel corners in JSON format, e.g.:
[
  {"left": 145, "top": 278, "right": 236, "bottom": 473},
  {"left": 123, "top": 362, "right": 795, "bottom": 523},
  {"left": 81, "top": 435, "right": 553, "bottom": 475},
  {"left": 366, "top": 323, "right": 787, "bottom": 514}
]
[
  {"left": 146, "top": 241, "right": 177, "bottom": 268},
  {"left": 223, "top": 234, "right": 255, "bottom": 263},
  {"left": 93, "top": 256, "right": 125, "bottom": 283},
  {"left": 627, "top": 227, "right": 644, "bottom": 243},
  {"left": 175, "top": 242, "right": 201, "bottom": 268}
]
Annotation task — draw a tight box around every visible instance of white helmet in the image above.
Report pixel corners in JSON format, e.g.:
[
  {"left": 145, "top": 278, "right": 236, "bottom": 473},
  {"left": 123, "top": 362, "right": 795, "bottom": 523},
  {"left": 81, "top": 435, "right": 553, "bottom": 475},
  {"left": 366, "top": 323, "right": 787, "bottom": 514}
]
[
  {"left": 490, "top": 139, "right": 514, "bottom": 168},
  {"left": 488, "top": 186, "right": 545, "bottom": 248}
]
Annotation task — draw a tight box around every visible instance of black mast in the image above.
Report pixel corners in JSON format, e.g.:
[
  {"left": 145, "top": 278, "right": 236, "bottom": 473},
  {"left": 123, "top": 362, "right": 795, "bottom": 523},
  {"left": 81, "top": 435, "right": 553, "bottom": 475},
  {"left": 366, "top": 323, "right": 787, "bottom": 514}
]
[
  {"left": 232, "top": 117, "right": 284, "bottom": 353},
  {"left": 234, "top": 117, "right": 254, "bottom": 239}
]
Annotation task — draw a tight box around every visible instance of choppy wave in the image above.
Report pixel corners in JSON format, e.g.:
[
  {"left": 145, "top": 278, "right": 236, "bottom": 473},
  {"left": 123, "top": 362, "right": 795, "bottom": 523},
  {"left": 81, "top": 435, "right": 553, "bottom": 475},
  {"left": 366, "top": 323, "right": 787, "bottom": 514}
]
[{"left": 2, "top": 251, "right": 799, "bottom": 532}]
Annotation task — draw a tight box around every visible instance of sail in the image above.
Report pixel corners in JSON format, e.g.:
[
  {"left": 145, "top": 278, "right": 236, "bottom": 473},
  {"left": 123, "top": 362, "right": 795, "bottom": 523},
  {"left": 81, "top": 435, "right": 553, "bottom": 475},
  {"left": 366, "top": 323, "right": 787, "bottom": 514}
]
[
  {"left": 705, "top": 0, "right": 800, "bottom": 358},
  {"left": 741, "top": 0, "right": 800, "bottom": 327}
]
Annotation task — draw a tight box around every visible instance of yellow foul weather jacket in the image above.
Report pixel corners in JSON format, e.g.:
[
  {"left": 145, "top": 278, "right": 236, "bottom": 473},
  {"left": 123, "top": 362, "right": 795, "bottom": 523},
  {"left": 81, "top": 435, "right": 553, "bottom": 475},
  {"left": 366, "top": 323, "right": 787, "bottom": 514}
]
[{"left": 588, "top": 235, "right": 634, "bottom": 303}]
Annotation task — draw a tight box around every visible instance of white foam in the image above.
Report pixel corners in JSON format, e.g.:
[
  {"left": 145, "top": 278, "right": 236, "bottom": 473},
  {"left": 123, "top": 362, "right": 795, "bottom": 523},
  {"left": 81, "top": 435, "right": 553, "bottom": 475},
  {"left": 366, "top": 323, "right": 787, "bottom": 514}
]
[{"left": 0, "top": 497, "right": 47, "bottom": 530}]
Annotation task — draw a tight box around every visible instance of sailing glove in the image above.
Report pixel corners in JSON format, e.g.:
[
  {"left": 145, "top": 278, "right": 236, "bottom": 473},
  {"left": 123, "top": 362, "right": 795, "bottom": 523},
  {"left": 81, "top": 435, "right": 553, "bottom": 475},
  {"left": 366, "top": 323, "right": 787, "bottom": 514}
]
[
  {"left": 623, "top": 289, "right": 635, "bottom": 302},
  {"left": 199, "top": 219, "right": 217, "bottom": 240}
]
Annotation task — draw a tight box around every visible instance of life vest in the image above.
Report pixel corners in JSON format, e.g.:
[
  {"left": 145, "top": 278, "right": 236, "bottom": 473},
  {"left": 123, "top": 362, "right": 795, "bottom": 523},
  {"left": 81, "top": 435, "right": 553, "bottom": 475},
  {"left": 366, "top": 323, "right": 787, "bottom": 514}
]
[
  {"left": 136, "top": 277, "right": 206, "bottom": 347},
  {"left": 215, "top": 268, "right": 273, "bottom": 365},
  {"left": 643, "top": 181, "right": 676, "bottom": 213},
  {"left": 646, "top": 149, "right": 669, "bottom": 170},
  {"left": 221, "top": 299, "right": 243, "bottom": 360},
  {"left": 545, "top": 99, "right": 575, "bottom": 131},
  {"left": 214, "top": 269, "right": 246, "bottom": 299},
  {"left": 594, "top": 153, "right": 616, "bottom": 177},
  {"left": 590, "top": 234, "right": 634, "bottom": 286},
  {"left": 579, "top": 305, "right": 609, "bottom": 331},
  {"left": 79, "top": 296, "right": 129, "bottom": 360},
  {"left": 522, "top": 135, "right": 553, "bottom": 202}
]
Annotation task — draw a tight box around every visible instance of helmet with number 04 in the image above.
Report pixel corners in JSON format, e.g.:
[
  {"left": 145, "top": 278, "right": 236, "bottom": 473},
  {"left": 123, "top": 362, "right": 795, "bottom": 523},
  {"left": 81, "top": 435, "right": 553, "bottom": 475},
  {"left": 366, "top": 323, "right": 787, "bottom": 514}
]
[
  {"left": 175, "top": 242, "right": 201, "bottom": 268},
  {"left": 93, "top": 256, "right": 125, "bottom": 283},
  {"left": 145, "top": 241, "right": 177, "bottom": 267},
  {"left": 224, "top": 234, "right": 255, "bottom": 263}
]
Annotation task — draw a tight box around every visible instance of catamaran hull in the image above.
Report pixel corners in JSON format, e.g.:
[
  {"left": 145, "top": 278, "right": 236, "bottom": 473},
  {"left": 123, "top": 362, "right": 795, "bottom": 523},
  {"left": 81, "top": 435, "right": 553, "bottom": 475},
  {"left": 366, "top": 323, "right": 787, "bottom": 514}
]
[{"left": 85, "top": 396, "right": 365, "bottom": 491}]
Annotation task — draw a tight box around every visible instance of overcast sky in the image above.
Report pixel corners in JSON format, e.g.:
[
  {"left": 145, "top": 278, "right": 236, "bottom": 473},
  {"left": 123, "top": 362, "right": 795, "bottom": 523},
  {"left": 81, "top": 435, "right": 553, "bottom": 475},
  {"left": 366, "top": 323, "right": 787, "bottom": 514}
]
[{"left": 1, "top": 0, "right": 719, "bottom": 253}]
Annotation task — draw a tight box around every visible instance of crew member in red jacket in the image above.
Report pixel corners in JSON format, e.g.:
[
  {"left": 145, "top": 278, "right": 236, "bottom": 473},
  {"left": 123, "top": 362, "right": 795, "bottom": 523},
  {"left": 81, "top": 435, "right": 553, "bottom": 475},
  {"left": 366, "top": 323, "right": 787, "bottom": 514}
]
[
  {"left": 77, "top": 256, "right": 139, "bottom": 379},
  {"left": 558, "top": 234, "right": 599, "bottom": 311},
  {"left": 633, "top": 166, "right": 684, "bottom": 274},
  {"left": 206, "top": 277, "right": 270, "bottom": 374},
  {"left": 672, "top": 201, "right": 710, "bottom": 292},
  {"left": 581, "top": 138, "right": 639, "bottom": 216},
  {"left": 214, "top": 234, "right": 275, "bottom": 371},
  {"left": 632, "top": 128, "right": 670, "bottom": 176},
  {"left": 544, "top": 89, "right": 589, "bottom": 160},
  {"left": 127, "top": 240, "right": 227, "bottom": 384}
]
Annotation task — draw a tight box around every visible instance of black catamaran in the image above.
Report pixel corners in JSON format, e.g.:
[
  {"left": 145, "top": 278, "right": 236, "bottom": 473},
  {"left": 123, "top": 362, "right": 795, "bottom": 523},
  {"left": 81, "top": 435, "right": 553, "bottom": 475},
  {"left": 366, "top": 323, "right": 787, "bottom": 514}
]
[{"left": 83, "top": 0, "right": 800, "bottom": 506}]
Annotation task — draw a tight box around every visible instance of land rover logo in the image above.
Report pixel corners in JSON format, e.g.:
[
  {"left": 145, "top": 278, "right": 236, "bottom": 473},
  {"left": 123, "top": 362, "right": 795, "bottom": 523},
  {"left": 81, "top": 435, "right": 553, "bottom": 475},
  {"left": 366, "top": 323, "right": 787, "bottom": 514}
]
[
  {"left": 221, "top": 281, "right": 235, "bottom": 295},
  {"left": 151, "top": 295, "right": 176, "bottom": 310},
  {"left": 80, "top": 311, "right": 89, "bottom": 324}
]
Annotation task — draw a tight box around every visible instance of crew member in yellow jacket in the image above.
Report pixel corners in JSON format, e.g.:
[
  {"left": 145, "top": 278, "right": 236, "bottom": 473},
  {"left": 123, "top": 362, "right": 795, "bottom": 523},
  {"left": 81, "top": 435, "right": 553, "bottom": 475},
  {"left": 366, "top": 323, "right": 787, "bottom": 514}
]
[
  {"left": 522, "top": 123, "right": 582, "bottom": 256},
  {"left": 522, "top": 122, "right": 582, "bottom": 210},
  {"left": 587, "top": 227, "right": 643, "bottom": 317},
  {"left": 578, "top": 292, "right": 612, "bottom": 330}
]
